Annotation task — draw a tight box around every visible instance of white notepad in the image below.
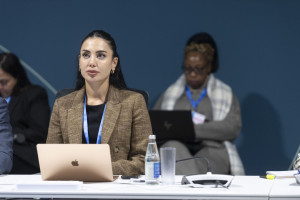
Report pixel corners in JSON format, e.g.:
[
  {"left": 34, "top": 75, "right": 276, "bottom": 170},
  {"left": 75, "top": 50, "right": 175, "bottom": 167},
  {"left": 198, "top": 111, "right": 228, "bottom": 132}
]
[
  {"left": 266, "top": 170, "right": 298, "bottom": 178},
  {"left": 16, "top": 180, "right": 83, "bottom": 191}
]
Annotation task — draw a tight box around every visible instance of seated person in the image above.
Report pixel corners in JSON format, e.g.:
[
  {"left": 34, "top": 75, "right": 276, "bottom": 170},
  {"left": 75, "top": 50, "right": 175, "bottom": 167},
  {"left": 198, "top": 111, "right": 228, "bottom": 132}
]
[
  {"left": 0, "top": 53, "right": 50, "bottom": 174},
  {"left": 47, "top": 30, "right": 152, "bottom": 176},
  {"left": 153, "top": 33, "right": 244, "bottom": 175},
  {"left": 0, "top": 97, "right": 13, "bottom": 174}
]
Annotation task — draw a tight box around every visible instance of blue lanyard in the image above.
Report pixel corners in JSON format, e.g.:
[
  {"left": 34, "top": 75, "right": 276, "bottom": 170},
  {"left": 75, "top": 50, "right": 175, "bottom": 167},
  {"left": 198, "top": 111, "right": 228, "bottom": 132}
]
[
  {"left": 83, "top": 95, "right": 107, "bottom": 144},
  {"left": 185, "top": 86, "right": 207, "bottom": 110},
  {"left": 5, "top": 96, "right": 11, "bottom": 104}
]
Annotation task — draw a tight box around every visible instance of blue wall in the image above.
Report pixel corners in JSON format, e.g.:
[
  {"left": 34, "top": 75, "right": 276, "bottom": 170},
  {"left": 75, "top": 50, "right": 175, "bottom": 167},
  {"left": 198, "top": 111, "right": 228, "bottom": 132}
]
[{"left": 1, "top": 0, "right": 299, "bottom": 175}]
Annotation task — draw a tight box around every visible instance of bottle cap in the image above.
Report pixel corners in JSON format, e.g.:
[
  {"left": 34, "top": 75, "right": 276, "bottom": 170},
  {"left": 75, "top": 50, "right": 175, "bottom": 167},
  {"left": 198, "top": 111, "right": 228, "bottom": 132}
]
[{"left": 149, "top": 134, "right": 156, "bottom": 139}]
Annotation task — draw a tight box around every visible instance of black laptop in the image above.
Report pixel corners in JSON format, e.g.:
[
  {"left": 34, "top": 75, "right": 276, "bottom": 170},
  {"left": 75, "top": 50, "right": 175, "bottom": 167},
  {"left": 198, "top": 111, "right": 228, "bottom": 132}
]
[{"left": 148, "top": 110, "right": 195, "bottom": 145}]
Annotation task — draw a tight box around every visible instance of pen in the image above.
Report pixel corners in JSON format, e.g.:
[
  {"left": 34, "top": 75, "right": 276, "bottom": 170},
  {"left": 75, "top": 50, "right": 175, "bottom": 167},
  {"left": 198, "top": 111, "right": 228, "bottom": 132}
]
[
  {"left": 130, "top": 178, "right": 145, "bottom": 183},
  {"left": 259, "top": 175, "right": 275, "bottom": 180}
]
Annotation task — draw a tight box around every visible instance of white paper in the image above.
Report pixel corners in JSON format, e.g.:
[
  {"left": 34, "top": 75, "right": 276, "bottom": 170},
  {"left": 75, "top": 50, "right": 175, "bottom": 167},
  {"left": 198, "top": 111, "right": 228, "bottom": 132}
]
[
  {"left": 0, "top": 175, "right": 42, "bottom": 185},
  {"left": 16, "top": 180, "right": 83, "bottom": 191},
  {"left": 266, "top": 170, "right": 298, "bottom": 178}
]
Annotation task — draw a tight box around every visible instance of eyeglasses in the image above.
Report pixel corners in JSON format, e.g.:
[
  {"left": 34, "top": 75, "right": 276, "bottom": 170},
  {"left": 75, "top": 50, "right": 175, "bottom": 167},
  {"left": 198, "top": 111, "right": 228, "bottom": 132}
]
[{"left": 182, "top": 66, "right": 206, "bottom": 75}]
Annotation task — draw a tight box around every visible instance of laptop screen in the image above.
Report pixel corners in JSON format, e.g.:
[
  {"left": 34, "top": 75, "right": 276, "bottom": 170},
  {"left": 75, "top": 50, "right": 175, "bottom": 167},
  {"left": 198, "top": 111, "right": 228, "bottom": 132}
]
[{"left": 149, "top": 110, "right": 195, "bottom": 145}]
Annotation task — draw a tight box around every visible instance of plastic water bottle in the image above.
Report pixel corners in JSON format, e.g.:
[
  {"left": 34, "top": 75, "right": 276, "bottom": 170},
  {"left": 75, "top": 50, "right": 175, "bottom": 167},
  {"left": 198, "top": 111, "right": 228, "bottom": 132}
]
[{"left": 145, "top": 134, "right": 160, "bottom": 184}]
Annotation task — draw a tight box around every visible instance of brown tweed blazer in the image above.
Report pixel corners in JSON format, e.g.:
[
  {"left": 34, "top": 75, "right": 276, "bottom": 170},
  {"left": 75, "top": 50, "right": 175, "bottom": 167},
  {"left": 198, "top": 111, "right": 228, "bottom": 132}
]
[{"left": 47, "top": 86, "right": 152, "bottom": 175}]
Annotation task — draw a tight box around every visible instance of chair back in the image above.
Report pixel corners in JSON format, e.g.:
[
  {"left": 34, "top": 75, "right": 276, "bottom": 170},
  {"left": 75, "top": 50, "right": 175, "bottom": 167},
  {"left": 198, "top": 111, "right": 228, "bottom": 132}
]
[
  {"left": 127, "top": 88, "right": 149, "bottom": 107},
  {"left": 55, "top": 88, "right": 75, "bottom": 99}
]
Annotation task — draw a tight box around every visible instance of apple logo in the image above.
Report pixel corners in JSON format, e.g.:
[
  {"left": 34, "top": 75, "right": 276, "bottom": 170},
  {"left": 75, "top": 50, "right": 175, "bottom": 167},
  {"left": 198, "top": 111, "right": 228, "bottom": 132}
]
[{"left": 71, "top": 160, "right": 79, "bottom": 166}]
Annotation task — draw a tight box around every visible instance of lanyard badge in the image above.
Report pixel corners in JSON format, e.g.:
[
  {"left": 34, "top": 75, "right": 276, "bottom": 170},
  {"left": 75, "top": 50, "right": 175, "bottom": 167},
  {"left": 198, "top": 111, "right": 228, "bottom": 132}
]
[
  {"left": 5, "top": 96, "right": 11, "bottom": 104},
  {"left": 185, "top": 86, "right": 207, "bottom": 110},
  {"left": 83, "top": 95, "right": 107, "bottom": 144}
]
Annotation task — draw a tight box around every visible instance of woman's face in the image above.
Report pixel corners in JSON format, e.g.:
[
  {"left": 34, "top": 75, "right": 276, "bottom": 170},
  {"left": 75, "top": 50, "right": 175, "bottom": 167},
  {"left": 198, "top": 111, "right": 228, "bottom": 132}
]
[
  {"left": 79, "top": 37, "right": 118, "bottom": 85},
  {"left": 183, "top": 51, "right": 211, "bottom": 89},
  {"left": 0, "top": 68, "right": 17, "bottom": 98}
]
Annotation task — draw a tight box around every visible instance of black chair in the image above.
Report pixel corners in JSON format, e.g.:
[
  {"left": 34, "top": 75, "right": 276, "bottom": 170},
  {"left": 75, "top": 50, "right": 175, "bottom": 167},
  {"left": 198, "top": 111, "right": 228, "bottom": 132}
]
[
  {"left": 127, "top": 88, "right": 149, "bottom": 107},
  {"left": 55, "top": 88, "right": 149, "bottom": 107},
  {"left": 55, "top": 88, "right": 76, "bottom": 99}
]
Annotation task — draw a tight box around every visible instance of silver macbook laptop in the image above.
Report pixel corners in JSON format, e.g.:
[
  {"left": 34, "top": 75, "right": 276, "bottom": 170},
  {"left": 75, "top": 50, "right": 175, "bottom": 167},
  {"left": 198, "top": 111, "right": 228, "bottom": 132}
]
[{"left": 37, "top": 144, "right": 113, "bottom": 182}]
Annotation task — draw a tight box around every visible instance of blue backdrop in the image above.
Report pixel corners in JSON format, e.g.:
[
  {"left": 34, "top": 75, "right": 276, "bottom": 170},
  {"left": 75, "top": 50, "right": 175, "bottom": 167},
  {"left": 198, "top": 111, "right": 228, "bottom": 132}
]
[{"left": 1, "top": 0, "right": 299, "bottom": 175}]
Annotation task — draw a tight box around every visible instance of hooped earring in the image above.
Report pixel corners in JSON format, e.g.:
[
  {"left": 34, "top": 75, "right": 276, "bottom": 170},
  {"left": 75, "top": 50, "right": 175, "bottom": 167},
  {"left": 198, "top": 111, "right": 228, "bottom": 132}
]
[{"left": 110, "top": 69, "right": 115, "bottom": 75}]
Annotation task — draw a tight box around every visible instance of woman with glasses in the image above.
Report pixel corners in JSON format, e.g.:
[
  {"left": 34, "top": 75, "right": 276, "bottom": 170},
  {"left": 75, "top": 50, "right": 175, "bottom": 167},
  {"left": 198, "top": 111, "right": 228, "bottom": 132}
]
[{"left": 153, "top": 33, "right": 243, "bottom": 175}]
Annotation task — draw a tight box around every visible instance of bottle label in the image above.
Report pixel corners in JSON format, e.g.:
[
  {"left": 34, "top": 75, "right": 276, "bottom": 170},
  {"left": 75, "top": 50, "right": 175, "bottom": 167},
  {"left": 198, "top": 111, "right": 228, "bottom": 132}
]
[
  {"left": 145, "top": 162, "right": 160, "bottom": 180},
  {"left": 154, "top": 162, "right": 160, "bottom": 178}
]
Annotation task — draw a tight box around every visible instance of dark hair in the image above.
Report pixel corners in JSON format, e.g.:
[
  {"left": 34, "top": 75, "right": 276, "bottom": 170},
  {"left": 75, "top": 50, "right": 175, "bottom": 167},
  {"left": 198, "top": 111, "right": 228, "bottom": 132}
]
[
  {"left": 75, "top": 30, "right": 127, "bottom": 90},
  {"left": 0, "top": 53, "right": 31, "bottom": 95},
  {"left": 185, "top": 32, "right": 219, "bottom": 73}
]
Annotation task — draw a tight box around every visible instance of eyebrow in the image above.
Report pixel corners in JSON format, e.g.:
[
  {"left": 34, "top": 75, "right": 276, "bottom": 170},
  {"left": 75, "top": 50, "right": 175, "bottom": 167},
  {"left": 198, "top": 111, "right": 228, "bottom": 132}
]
[{"left": 81, "top": 49, "right": 107, "bottom": 53}]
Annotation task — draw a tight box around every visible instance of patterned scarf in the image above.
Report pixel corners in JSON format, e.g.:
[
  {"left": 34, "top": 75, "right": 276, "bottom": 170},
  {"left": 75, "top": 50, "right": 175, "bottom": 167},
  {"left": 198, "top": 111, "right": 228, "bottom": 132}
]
[
  {"left": 294, "top": 153, "right": 300, "bottom": 170},
  {"left": 161, "top": 74, "right": 232, "bottom": 120}
]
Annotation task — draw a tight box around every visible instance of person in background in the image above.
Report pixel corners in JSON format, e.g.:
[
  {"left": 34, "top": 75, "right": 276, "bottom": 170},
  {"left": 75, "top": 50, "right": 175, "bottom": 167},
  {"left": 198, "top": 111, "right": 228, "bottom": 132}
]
[
  {"left": 153, "top": 32, "right": 244, "bottom": 175},
  {"left": 0, "top": 53, "right": 50, "bottom": 174},
  {"left": 294, "top": 153, "right": 300, "bottom": 170},
  {"left": 0, "top": 97, "right": 13, "bottom": 174},
  {"left": 47, "top": 30, "right": 152, "bottom": 175}
]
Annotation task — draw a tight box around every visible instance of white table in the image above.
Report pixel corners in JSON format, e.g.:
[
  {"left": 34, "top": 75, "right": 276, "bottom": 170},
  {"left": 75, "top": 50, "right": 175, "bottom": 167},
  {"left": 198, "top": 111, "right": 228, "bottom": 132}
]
[
  {"left": 269, "top": 178, "right": 300, "bottom": 200},
  {"left": 0, "top": 175, "right": 274, "bottom": 199}
]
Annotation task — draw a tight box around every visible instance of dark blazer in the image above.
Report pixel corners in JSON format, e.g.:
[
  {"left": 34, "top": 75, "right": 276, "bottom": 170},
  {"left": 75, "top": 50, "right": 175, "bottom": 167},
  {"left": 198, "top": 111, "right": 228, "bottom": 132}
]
[
  {"left": 0, "top": 98, "right": 13, "bottom": 174},
  {"left": 47, "top": 86, "right": 152, "bottom": 175},
  {"left": 9, "top": 85, "right": 50, "bottom": 174}
]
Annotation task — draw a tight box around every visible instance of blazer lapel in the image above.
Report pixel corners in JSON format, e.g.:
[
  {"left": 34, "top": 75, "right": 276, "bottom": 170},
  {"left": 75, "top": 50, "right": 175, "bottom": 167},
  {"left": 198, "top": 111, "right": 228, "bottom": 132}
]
[
  {"left": 101, "top": 86, "right": 121, "bottom": 144},
  {"left": 66, "top": 88, "right": 85, "bottom": 144},
  {"left": 8, "top": 95, "right": 20, "bottom": 118}
]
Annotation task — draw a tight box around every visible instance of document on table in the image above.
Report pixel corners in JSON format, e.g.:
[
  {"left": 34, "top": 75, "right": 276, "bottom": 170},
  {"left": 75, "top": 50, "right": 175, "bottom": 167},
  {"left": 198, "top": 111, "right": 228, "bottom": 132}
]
[
  {"left": 266, "top": 170, "right": 298, "bottom": 178},
  {"left": 16, "top": 180, "right": 83, "bottom": 191},
  {"left": 0, "top": 175, "right": 41, "bottom": 184},
  {"left": 0, "top": 174, "right": 82, "bottom": 191}
]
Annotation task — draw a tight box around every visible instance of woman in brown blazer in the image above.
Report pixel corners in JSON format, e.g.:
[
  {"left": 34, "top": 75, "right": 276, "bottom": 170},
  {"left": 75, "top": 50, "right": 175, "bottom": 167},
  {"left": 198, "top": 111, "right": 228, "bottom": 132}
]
[{"left": 47, "top": 30, "right": 152, "bottom": 176}]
